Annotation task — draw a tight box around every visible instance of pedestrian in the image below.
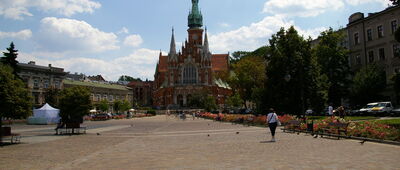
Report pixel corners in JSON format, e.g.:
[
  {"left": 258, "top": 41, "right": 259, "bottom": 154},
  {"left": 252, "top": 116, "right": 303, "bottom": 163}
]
[
  {"left": 267, "top": 108, "right": 279, "bottom": 142},
  {"left": 328, "top": 104, "right": 334, "bottom": 117},
  {"left": 337, "top": 106, "right": 345, "bottom": 119}
]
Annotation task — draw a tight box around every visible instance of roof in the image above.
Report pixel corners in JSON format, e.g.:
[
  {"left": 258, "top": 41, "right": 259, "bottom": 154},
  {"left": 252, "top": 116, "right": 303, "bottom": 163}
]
[
  {"left": 212, "top": 54, "right": 229, "bottom": 72},
  {"left": 18, "top": 63, "right": 65, "bottom": 73},
  {"left": 158, "top": 55, "right": 168, "bottom": 72},
  {"left": 127, "top": 81, "right": 153, "bottom": 87},
  {"left": 64, "top": 79, "right": 130, "bottom": 91}
]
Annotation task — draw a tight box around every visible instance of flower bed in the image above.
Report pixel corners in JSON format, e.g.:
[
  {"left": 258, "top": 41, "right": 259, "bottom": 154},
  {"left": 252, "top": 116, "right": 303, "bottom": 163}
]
[{"left": 198, "top": 112, "right": 400, "bottom": 142}]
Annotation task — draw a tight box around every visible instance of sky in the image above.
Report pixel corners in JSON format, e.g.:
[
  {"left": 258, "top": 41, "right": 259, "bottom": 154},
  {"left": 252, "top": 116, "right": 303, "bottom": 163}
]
[{"left": 0, "top": 0, "right": 393, "bottom": 81}]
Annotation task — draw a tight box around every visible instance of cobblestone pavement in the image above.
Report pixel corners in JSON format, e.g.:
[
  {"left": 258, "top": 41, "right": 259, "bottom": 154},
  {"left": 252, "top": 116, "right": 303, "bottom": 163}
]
[{"left": 1, "top": 115, "right": 399, "bottom": 170}]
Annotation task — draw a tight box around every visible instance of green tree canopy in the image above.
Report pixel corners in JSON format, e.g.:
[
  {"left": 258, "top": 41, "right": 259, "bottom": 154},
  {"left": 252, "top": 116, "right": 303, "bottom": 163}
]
[
  {"left": 187, "top": 91, "right": 218, "bottom": 111},
  {"left": 97, "top": 99, "right": 109, "bottom": 113},
  {"left": 113, "top": 100, "right": 122, "bottom": 113},
  {"left": 203, "top": 95, "right": 218, "bottom": 112},
  {"left": 1, "top": 42, "right": 20, "bottom": 76},
  {"left": 44, "top": 87, "right": 61, "bottom": 107},
  {"left": 313, "top": 28, "right": 350, "bottom": 106},
  {"left": 0, "top": 64, "right": 32, "bottom": 119},
  {"left": 265, "top": 26, "right": 328, "bottom": 115},
  {"left": 118, "top": 75, "right": 141, "bottom": 82},
  {"left": 350, "top": 64, "right": 387, "bottom": 106},
  {"left": 226, "top": 93, "right": 243, "bottom": 108},
  {"left": 229, "top": 55, "right": 266, "bottom": 108},
  {"left": 59, "top": 86, "right": 91, "bottom": 123},
  {"left": 0, "top": 64, "right": 32, "bottom": 142},
  {"left": 120, "top": 100, "right": 131, "bottom": 113}
]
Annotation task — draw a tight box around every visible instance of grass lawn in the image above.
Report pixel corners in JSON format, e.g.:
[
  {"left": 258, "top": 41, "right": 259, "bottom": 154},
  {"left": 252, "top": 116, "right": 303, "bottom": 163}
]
[{"left": 373, "top": 119, "right": 400, "bottom": 129}]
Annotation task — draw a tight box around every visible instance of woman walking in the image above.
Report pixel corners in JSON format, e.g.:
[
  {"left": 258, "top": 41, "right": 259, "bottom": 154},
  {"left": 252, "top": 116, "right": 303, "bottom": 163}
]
[{"left": 267, "top": 108, "right": 279, "bottom": 142}]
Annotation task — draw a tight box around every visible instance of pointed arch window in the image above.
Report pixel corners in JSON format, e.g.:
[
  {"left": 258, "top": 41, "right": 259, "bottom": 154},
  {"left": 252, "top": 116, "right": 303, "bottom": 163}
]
[{"left": 183, "top": 64, "right": 197, "bottom": 84}]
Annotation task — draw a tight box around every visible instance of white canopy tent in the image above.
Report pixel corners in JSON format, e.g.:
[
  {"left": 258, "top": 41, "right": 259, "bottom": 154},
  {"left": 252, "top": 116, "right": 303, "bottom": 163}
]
[{"left": 27, "top": 103, "right": 61, "bottom": 125}]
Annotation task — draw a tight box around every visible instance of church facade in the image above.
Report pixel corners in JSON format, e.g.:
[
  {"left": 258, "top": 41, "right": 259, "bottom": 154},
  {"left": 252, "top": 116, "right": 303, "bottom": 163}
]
[{"left": 153, "top": 0, "right": 231, "bottom": 109}]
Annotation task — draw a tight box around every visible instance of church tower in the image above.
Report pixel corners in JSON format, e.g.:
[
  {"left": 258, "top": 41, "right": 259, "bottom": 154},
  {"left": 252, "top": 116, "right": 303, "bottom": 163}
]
[{"left": 153, "top": 0, "right": 231, "bottom": 108}]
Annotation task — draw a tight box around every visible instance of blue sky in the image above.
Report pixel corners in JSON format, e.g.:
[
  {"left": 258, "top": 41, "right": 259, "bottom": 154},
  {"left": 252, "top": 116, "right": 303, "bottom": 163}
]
[{"left": 0, "top": 0, "right": 393, "bottom": 81}]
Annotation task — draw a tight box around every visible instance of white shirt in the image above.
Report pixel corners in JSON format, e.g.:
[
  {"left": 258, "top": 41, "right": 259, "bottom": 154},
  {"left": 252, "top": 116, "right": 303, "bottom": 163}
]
[
  {"left": 328, "top": 106, "right": 333, "bottom": 115},
  {"left": 267, "top": 112, "right": 278, "bottom": 123}
]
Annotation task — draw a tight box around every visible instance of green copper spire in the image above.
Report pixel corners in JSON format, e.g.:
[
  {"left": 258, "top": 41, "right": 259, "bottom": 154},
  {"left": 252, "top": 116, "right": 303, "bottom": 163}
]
[{"left": 188, "top": 0, "right": 203, "bottom": 28}]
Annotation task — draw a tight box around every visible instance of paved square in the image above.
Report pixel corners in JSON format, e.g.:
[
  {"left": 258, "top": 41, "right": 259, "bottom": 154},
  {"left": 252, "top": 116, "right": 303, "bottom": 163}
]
[{"left": 1, "top": 115, "right": 399, "bottom": 169}]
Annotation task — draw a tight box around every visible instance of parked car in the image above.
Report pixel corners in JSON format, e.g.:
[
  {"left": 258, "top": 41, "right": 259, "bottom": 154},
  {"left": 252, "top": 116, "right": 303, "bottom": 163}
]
[
  {"left": 368, "top": 102, "right": 394, "bottom": 116},
  {"left": 92, "top": 113, "right": 111, "bottom": 121},
  {"left": 391, "top": 107, "right": 400, "bottom": 117},
  {"left": 358, "top": 103, "right": 379, "bottom": 115}
]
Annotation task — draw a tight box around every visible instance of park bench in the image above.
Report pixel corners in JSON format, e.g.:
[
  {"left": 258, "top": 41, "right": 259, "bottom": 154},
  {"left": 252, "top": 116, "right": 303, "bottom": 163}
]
[
  {"left": 1, "top": 126, "right": 21, "bottom": 144},
  {"left": 318, "top": 122, "right": 349, "bottom": 139},
  {"left": 282, "top": 120, "right": 302, "bottom": 133},
  {"left": 55, "top": 122, "right": 86, "bottom": 135}
]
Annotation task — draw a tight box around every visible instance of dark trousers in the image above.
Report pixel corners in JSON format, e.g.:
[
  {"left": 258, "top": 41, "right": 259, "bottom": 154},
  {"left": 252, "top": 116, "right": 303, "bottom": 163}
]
[{"left": 268, "top": 122, "right": 278, "bottom": 137}]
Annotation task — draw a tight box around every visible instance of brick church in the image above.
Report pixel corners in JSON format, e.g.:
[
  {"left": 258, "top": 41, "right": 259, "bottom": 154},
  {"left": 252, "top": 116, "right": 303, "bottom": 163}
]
[{"left": 153, "top": 0, "right": 232, "bottom": 109}]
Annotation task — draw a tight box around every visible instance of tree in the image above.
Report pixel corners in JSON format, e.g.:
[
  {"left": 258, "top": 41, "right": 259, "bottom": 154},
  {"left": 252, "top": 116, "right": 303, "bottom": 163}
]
[
  {"left": 1, "top": 42, "right": 20, "bottom": 76},
  {"left": 44, "top": 87, "right": 61, "bottom": 107},
  {"left": 392, "top": 73, "right": 400, "bottom": 104},
  {"left": 314, "top": 28, "right": 351, "bottom": 106},
  {"left": 0, "top": 64, "right": 32, "bottom": 143},
  {"left": 97, "top": 99, "right": 109, "bottom": 113},
  {"left": 350, "top": 64, "right": 386, "bottom": 106},
  {"left": 59, "top": 86, "right": 91, "bottom": 124},
  {"left": 265, "top": 26, "right": 329, "bottom": 115},
  {"left": 120, "top": 100, "right": 131, "bottom": 113},
  {"left": 230, "top": 51, "right": 250, "bottom": 64},
  {"left": 203, "top": 95, "right": 218, "bottom": 112},
  {"left": 113, "top": 100, "right": 123, "bottom": 113},
  {"left": 187, "top": 92, "right": 205, "bottom": 108},
  {"left": 228, "top": 55, "right": 266, "bottom": 108},
  {"left": 226, "top": 93, "right": 243, "bottom": 108},
  {"left": 118, "top": 75, "right": 141, "bottom": 82}
]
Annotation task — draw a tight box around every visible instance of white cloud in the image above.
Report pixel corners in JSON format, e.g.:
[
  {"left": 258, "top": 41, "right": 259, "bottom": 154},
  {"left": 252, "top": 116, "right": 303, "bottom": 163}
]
[
  {"left": 118, "top": 27, "right": 129, "bottom": 34},
  {"left": 209, "top": 15, "right": 293, "bottom": 53},
  {"left": 123, "top": 34, "right": 143, "bottom": 48},
  {"left": 18, "top": 48, "right": 162, "bottom": 81},
  {"left": 209, "top": 15, "right": 327, "bottom": 53},
  {"left": 37, "top": 17, "right": 119, "bottom": 53},
  {"left": 0, "top": 0, "right": 101, "bottom": 20},
  {"left": 263, "top": 0, "right": 344, "bottom": 17},
  {"left": 0, "top": 29, "right": 32, "bottom": 40},
  {"left": 345, "top": 0, "right": 390, "bottom": 6}
]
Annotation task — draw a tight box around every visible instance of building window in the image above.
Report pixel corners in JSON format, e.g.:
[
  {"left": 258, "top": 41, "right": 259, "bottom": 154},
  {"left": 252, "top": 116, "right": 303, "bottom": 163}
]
[
  {"left": 391, "top": 20, "right": 397, "bottom": 34},
  {"left": 368, "top": 50, "right": 375, "bottom": 63},
  {"left": 96, "top": 94, "right": 101, "bottom": 101},
  {"left": 103, "top": 95, "right": 107, "bottom": 100},
  {"left": 354, "top": 33, "right": 359, "bottom": 45},
  {"left": 183, "top": 64, "right": 197, "bottom": 84},
  {"left": 109, "top": 95, "right": 113, "bottom": 101},
  {"left": 367, "top": 29, "right": 372, "bottom": 41},
  {"left": 54, "top": 80, "right": 60, "bottom": 89},
  {"left": 34, "top": 79, "right": 39, "bottom": 88},
  {"left": 379, "top": 48, "right": 385, "bottom": 60},
  {"left": 355, "top": 55, "right": 361, "bottom": 65},
  {"left": 377, "top": 25, "right": 383, "bottom": 38},
  {"left": 394, "top": 44, "right": 400, "bottom": 57},
  {"left": 44, "top": 79, "right": 49, "bottom": 89}
]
